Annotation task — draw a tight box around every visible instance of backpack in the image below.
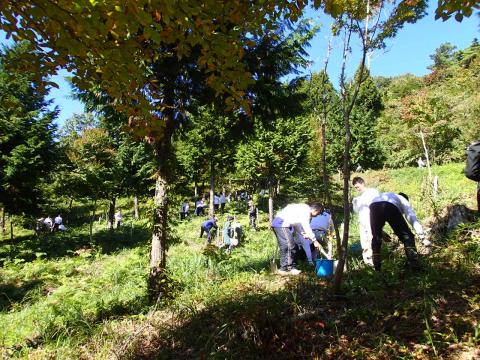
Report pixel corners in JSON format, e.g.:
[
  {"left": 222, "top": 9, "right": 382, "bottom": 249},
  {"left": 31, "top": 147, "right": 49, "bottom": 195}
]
[{"left": 465, "top": 140, "right": 480, "bottom": 181}]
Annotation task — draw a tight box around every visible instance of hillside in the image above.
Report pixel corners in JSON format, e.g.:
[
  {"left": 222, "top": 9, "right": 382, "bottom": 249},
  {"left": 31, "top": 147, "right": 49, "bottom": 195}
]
[{"left": 0, "top": 163, "right": 479, "bottom": 359}]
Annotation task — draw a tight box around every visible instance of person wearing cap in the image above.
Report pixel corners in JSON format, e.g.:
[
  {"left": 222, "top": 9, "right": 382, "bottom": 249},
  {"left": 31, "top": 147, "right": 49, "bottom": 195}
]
[
  {"left": 271, "top": 203, "right": 323, "bottom": 276},
  {"left": 369, "top": 192, "right": 429, "bottom": 272}
]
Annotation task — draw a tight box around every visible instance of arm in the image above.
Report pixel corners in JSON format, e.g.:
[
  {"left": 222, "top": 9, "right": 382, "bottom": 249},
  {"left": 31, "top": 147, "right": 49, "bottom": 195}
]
[{"left": 399, "top": 197, "right": 424, "bottom": 236}]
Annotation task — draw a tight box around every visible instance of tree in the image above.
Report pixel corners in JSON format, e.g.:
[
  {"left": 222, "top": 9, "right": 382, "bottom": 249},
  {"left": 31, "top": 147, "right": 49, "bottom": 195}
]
[
  {"left": 64, "top": 127, "right": 115, "bottom": 238},
  {"left": 321, "top": 0, "right": 428, "bottom": 292},
  {"left": 235, "top": 116, "right": 313, "bottom": 222},
  {"left": 435, "top": 0, "right": 480, "bottom": 22},
  {"left": 175, "top": 105, "right": 242, "bottom": 216},
  {"left": 428, "top": 42, "right": 457, "bottom": 70},
  {"left": 0, "top": 42, "right": 58, "bottom": 218}
]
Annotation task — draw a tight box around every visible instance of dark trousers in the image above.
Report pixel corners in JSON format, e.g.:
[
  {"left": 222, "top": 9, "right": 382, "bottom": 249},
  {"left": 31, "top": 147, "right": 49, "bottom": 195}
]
[
  {"left": 477, "top": 183, "right": 480, "bottom": 212},
  {"left": 220, "top": 203, "right": 225, "bottom": 214},
  {"left": 200, "top": 226, "right": 214, "bottom": 243},
  {"left": 370, "top": 201, "right": 419, "bottom": 271},
  {"left": 272, "top": 227, "right": 297, "bottom": 271},
  {"left": 249, "top": 215, "right": 257, "bottom": 229},
  {"left": 196, "top": 207, "right": 204, "bottom": 216}
]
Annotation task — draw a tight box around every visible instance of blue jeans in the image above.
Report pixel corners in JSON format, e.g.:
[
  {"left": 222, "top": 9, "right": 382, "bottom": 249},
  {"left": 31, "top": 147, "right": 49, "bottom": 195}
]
[{"left": 272, "top": 227, "right": 297, "bottom": 271}]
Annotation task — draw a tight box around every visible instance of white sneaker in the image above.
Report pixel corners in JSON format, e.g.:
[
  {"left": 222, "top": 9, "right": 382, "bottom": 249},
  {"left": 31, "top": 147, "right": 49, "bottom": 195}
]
[
  {"left": 289, "top": 268, "right": 302, "bottom": 276},
  {"left": 422, "top": 239, "right": 432, "bottom": 247},
  {"left": 277, "top": 269, "right": 290, "bottom": 276}
]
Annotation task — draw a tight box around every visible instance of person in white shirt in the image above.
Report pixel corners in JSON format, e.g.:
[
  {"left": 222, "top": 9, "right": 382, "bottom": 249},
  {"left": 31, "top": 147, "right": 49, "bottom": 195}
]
[
  {"left": 219, "top": 193, "right": 227, "bottom": 214},
  {"left": 114, "top": 210, "right": 122, "bottom": 228},
  {"left": 180, "top": 200, "right": 190, "bottom": 220},
  {"left": 352, "top": 177, "right": 379, "bottom": 266},
  {"left": 195, "top": 198, "right": 205, "bottom": 216},
  {"left": 369, "top": 192, "right": 429, "bottom": 272},
  {"left": 271, "top": 203, "right": 322, "bottom": 276},
  {"left": 52, "top": 214, "right": 63, "bottom": 231},
  {"left": 213, "top": 193, "right": 220, "bottom": 211},
  {"left": 43, "top": 216, "right": 53, "bottom": 230}
]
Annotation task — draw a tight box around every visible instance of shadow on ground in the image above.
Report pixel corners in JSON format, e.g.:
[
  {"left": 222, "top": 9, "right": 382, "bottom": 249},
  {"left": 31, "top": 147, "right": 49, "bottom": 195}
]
[{"left": 131, "top": 255, "right": 480, "bottom": 360}]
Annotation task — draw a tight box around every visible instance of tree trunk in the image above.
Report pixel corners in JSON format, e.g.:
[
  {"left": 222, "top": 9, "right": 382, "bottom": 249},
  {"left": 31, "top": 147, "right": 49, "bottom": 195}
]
[
  {"left": 333, "top": 19, "right": 368, "bottom": 293},
  {"left": 268, "top": 179, "right": 274, "bottom": 225},
  {"left": 194, "top": 180, "right": 198, "bottom": 199},
  {"left": 149, "top": 165, "right": 168, "bottom": 301},
  {"left": 148, "top": 98, "right": 175, "bottom": 303},
  {"left": 1, "top": 207, "right": 5, "bottom": 238},
  {"left": 90, "top": 198, "right": 97, "bottom": 242},
  {"left": 69, "top": 197, "right": 73, "bottom": 211},
  {"left": 133, "top": 194, "right": 139, "bottom": 219},
  {"left": 108, "top": 197, "right": 116, "bottom": 230},
  {"left": 209, "top": 158, "right": 215, "bottom": 217},
  {"left": 10, "top": 219, "right": 13, "bottom": 241}
]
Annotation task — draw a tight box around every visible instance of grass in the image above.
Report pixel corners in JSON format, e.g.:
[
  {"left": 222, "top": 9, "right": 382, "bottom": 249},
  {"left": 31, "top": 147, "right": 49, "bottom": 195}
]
[{"left": 1, "top": 163, "right": 479, "bottom": 359}]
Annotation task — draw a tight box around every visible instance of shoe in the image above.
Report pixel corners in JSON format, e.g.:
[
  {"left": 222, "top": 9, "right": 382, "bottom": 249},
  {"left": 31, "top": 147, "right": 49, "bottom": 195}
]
[
  {"left": 277, "top": 269, "right": 290, "bottom": 276},
  {"left": 422, "top": 239, "right": 432, "bottom": 247},
  {"left": 289, "top": 268, "right": 302, "bottom": 276}
]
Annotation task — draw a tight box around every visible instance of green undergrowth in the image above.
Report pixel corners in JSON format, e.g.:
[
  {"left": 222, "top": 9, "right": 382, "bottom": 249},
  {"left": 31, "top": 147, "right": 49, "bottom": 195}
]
[{"left": 1, "top": 163, "right": 479, "bottom": 359}]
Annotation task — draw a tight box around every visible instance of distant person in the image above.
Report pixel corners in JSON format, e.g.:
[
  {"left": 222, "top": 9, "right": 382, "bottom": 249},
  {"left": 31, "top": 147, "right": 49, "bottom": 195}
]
[
  {"left": 195, "top": 198, "right": 205, "bottom": 216},
  {"left": 417, "top": 158, "right": 425, "bottom": 168},
  {"left": 52, "top": 214, "right": 63, "bottom": 232},
  {"left": 213, "top": 193, "right": 220, "bottom": 211},
  {"left": 352, "top": 177, "right": 380, "bottom": 267},
  {"left": 200, "top": 217, "right": 218, "bottom": 244},
  {"left": 114, "top": 210, "right": 122, "bottom": 228},
  {"left": 44, "top": 216, "right": 53, "bottom": 231},
  {"left": 219, "top": 193, "right": 227, "bottom": 214},
  {"left": 355, "top": 164, "right": 364, "bottom": 173},
  {"left": 271, "top": 203, "right": 323, "bottom": 276},
  {"left": 180, "top": 200, "right": 190, "bottom": 220},
  {"left": 220, "top": 215, "right": 238, "bottom": 253},
  {"left": 369, "top": 192, "right": 429, "bottom": 272},
  {"left": 58, "top": 224, "right": 67, "bottom": 231},
  {"left": 247, "top": 199, "right": 258, "bottom": 230}
]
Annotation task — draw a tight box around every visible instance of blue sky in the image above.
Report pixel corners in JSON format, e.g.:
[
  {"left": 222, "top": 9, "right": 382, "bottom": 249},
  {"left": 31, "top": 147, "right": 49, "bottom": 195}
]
[{"left": 1, "top": 3, "right": 479, "bottom": 126}]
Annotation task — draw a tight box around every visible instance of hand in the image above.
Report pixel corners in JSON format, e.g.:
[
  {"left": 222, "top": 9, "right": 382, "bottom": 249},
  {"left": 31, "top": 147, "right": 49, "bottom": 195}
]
[{"left": 312, "top": 240, "right": 321, "bottom": 249}]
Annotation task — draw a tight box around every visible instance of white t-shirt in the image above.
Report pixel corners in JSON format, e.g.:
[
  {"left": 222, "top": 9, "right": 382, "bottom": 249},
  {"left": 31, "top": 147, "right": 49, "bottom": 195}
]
[
  {"left": 353, "top": 188, "right": 380, "bottom": 231},
  {"left": 54, "top": 216, "right": 62, "bottom": 225},
  {"left": 371, "top": 192, "right": 424, "bottom": 236},
  {"left": 271, "top": 203, "right": 315, "bottom": 240}
]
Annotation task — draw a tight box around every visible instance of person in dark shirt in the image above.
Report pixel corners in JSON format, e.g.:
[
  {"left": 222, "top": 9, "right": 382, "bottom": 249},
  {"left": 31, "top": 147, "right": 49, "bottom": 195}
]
[
  {"left": 200, "top": 217, "right": 218, "bottom": 244},
  {"left": 247, "top": 200, "right": 258, "bottom": 230}
]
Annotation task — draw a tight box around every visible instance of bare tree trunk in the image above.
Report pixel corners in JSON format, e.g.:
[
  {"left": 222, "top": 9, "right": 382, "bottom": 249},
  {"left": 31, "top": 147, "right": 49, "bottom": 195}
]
[
  {"left": 209, "top": 158, "right": 215, "bottom": 217},
  {"left": 68, "top": 198, "right": 73, "bottom": 212},
  {"left": 149, "top": 147, "right": 170, "bottom": 302},
  {"left": 108, "top": 197, "right": 116, "bottom": 230},
  {"left": 10, "top": 219, "right": 13, "bottom": 241},
  {"left": 90, "top": 198, "right": 97, "bottom": 242},
  {"left": 1, "top": 207, "right": 5, "bottom": 238},
  {"left": 194, "top": 180, "right": 198, "bottom": 199},
  {"left": 333, "top": 17, "right": 369, "bottom": 293},
  {"left": 148, "top": 95, "right": 175, "bottom": 303},
  {"left": 133, "top": 194, "right": 139, "bottom": 219},
  {"left": 268, "top": 179, "right": 274, "bottom": 225}
]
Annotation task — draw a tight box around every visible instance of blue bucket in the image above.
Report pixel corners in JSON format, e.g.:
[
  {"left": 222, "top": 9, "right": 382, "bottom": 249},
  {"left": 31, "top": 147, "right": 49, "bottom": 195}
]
[{"left": 315, "top": 259, "right": 334, "bottom": 277}]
